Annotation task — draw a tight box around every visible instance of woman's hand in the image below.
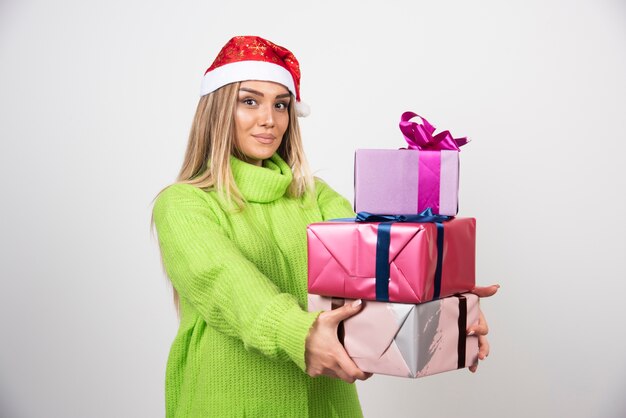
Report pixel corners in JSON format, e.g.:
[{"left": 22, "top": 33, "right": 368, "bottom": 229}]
[
  {"left": 471, "top": 284, "right": 500, "bottom": 298},
  {"left": 305, "top": 299, "right": 373, "bottom": 384},
  {"left": 467, "top": 284, "right": 500, "bottom": 373}
]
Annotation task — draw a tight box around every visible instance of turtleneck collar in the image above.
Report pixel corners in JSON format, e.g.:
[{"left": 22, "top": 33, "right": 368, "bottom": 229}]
[{"left": 230, "top": 153, "right": 293, "bottom": 203}]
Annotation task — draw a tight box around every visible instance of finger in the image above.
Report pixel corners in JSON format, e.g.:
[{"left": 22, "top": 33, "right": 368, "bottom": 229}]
[
  {"left": 363, "top": 372, "right": 374, "bottom": 380},
  {"left": 467, "top": 310, "right": 489, "bottom": 336},
  {"left": 327, "top": 370, "right": 340, "bottom": 380},
  {"left": 330, "top": 367, "right": 355, "bottom": 383},
  {"left": 478, "top": 335, "right": 490, "bottom": 360},
  {"left": 467, "top": 322, "right": 488, "bottom": 336},
  {"left": 317, "top": 368, "right": 339, "bottom": 380},
  {"left": 335, "top": 348, "right": 370, "bottom": 381},
  {"left": 468, "top": 363, "right": 478, "bottom": 373},
  {"left": 326, "top": 299, "right": 364, "bottom": 323},
  {"left": 471, "top": 284, "right": 500, "bottom": 298}
]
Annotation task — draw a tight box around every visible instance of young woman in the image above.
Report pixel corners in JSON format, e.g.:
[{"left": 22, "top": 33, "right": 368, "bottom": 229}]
[{"left": 153, "top": 35, "right": 496, "bottom": 418}]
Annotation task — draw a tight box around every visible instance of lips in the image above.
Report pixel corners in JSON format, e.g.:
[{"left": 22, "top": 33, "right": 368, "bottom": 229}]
[{"left": 252, "top": 134, "right": 275, "bottom": 144}]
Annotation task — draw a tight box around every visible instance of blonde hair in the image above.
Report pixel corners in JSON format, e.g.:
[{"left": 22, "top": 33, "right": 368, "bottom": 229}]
[{"left": 177, "top": 81, "right": 314, "bottom": 207}]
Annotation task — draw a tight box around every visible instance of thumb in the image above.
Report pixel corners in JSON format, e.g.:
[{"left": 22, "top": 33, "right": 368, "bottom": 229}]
[
  {"left": 471, "top": 284, "right": 500, "bottom": 298},
  {"left": 327, "top": 299, "right": 364, "bottom": 322}
]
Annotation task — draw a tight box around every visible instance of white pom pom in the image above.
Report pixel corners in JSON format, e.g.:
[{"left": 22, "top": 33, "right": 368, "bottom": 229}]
[{"left": 295, "top": 101, "right": 310, "bottom": 117}]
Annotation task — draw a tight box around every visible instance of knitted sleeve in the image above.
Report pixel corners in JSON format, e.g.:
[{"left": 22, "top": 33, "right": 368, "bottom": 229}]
[
  {"left": 153, "top": 184, "right": 319, "bottom": 371},
  {"left": 314, "top": 178, "right": 356, "bottom": 220}
]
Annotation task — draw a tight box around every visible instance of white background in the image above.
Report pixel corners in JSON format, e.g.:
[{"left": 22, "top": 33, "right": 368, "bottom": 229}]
[{"left": 1, "top": 1, "right": 625, "bottom": 417}]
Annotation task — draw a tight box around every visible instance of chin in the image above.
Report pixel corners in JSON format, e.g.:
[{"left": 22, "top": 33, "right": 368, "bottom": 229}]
[
  {"left": 239, "top": 150, "right": 275, "bottom": 165},
  {"left": 250, "top": 148, "right": 278, "bottom": 161}
]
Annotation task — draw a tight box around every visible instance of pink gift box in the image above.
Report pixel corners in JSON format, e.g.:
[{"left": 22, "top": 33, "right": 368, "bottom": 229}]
[
  {"left": 308, "top": 293, "right": 480, "bottom": 378},
  {"left": 307, "top": 217, "right": 475, "bottom": 303},
  {"left": 354, "top": 148, "right": 460, "bottom": 216}
]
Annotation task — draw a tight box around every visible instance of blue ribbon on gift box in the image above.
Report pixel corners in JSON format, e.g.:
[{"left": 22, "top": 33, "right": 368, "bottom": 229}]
[{"left": 355, "top": 209, "right": 451, "bottom": 302}]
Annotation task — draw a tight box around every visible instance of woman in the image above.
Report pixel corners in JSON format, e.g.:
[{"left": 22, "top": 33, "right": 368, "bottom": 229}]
[{"left": 153, "top": 35, "right": 496, "bottom": 417}]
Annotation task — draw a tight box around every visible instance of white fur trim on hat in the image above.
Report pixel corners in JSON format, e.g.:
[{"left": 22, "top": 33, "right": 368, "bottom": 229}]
[{"left": 200, "top": 60, "right": 296, "bottom": 98}]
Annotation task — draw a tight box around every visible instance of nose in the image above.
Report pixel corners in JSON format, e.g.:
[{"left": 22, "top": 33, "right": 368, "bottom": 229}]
[{"left": 258, "top": 104, "right": 275, "bottom": 128}]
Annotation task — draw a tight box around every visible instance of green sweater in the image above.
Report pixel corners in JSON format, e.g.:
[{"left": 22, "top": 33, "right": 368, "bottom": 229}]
[{"left": 153, "top": 153, "right": 363, "bottom": 417}]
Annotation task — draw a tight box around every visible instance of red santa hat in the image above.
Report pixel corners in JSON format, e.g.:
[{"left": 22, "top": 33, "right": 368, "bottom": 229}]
[{"left": 200, "top": 36, "right": 310, "bottom": 117}]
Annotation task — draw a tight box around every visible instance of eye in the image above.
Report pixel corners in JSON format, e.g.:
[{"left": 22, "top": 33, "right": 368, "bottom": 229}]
[
  {"left": 241, "top": 97, "right": 257, "bottom": 106},
  {"left": 275, "top": 101, "right": 289, "bottom": 111}
]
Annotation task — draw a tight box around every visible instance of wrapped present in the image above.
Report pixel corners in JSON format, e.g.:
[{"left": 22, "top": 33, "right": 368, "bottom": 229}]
[
  {"left": 307, "top": 212, "right": 475, "bottom": 303},
  {"left": 354, "top": 112, "right": 468, "bottom": 216},
  {"left": 308, "top": 293, "right": 480, "bottom": 378}
]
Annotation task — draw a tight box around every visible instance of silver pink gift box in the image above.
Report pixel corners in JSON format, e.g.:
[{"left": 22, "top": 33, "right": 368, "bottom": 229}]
[
  {"left": 308, "top": 293, "right": 479, "bottom": 378},
  {"left": 354, "top": 149, "right": 460, "bottom": 216}
]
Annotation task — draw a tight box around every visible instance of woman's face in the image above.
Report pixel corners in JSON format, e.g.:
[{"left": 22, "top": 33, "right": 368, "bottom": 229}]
[{"left": 234, "top": 80, "right": 291, "bottom": 166}]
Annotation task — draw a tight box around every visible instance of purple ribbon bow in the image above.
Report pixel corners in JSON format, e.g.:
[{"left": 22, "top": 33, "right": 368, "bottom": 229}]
[{"left": 399, "top": 111, "right": 469, "bottom": 151}]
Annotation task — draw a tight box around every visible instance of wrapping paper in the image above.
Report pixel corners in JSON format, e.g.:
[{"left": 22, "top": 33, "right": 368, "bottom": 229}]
[
  {"left": 307, "top": 217, "right": 475, "bottom": 303},
  {"left": 308, "top": 293, "right": 480, "bottom": 378},
  {"left": 354, "top": 148, "right": 460, "bottom": 216}
]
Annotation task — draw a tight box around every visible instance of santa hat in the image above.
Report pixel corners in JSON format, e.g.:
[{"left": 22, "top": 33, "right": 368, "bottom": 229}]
[{"left": 200, "top": 36, "right": 310, "bottom": 117}]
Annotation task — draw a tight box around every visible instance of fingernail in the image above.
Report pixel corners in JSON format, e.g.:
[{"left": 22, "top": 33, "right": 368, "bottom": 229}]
[
  {"left": 467, "top": 330, "right": 475, "bottom": 336},
  {"left": 351, "top": 299, "right": 362, "bottom": 308}
]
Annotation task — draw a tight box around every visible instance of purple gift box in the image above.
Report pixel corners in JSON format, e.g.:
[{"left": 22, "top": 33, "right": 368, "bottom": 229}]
[{"left": 354, "top": 112, "right": 468, "bottom": 216}]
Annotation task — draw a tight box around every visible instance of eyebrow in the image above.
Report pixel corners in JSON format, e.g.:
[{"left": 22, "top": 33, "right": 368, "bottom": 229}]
[{"left": 239, "top": 87, "right": 291, "bottom": 99}]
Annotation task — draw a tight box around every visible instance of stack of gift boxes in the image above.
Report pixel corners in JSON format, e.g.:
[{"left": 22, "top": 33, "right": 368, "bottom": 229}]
[{"left": 307, "top": 112, "right": 480, "bottom": 378}]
